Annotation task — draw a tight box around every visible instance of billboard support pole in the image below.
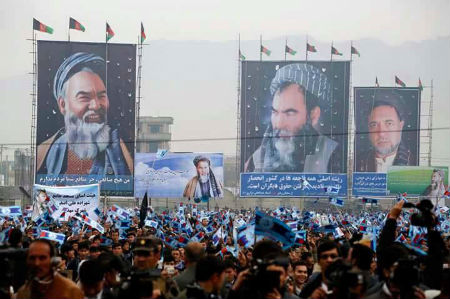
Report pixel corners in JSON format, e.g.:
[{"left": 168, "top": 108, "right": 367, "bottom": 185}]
[
  {"left": 28, "top": 30, "right": 38, "bottom": 202},
  {"left": 347, "top": 41, "right": 354, "bottom": 202},
  {"left": 427, "top": 79, "right": 434, "bottom": 166},
  {"left": 136, "top": 35, "right": 144, "bottom": 151},
  {"left": 235, "top": 33, "right": 242, "bottom": 204}
]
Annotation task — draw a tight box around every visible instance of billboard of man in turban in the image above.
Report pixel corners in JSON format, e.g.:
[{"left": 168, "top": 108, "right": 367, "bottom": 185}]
[
  {"left": 36, "top": 52, "right": 133, "bottom": 176},
  {"left": 183, "top": 155, "right": 224, "bottom": 199},
  {"left": 244, "top": 63, "right": 343, "bottom": 173}
]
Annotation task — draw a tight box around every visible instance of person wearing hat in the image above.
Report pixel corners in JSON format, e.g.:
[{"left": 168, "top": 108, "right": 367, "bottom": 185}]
[
  {"left": 244, "top": 63, "right": 341, "bottom": 173},
  {"left": 183, "top": 155, "right": 224, "bottom": 199},
  {"left": 36, "top": 52, "right": 132, "bottom": 176},
  {"left": 355, "top": 89, "right": 414, "bottom": 172}
]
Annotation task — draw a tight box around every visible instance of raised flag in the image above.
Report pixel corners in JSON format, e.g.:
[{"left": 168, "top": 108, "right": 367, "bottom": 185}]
[
  {"left": 139, "top": 192, "right": 148, "bottom": 228},
  {"left": 351, "top": 46, "right": 360, "bottom": 57},
  {"left": 39, "top": 230, "right": 65, "bottom": 245},
  {"left": 329, "top": 198, "right": 344, "bottom": 207},
  {"left": 140, "top": 22, "right": 146, "bottom": 43},
  {"left": 69, "top": 17, "right": 85, "bottom": 32},
  {"left": 331, "top": 46, "right": 343, "bottom": 56},
  {"left": 156, "top": 149, "right": 168, "bottom": 159},
  {"left": 294, "top": 230, "right": 307, "bottom": 245},
  {"left": 0, "top": 206, "right": 22, "bottom": 216},
  {"left": 106, "top": 22, "right": 115, "bottom": 42},
  {"left": 239, "top": 50, "right": 246, "bottom": 60},
  {"left": 395, "top": 76, "right": 406, "bottom": 87},
  {"left": 145, "top": 219, "right": 158, "bottom": 229},
  {"left": 261, "top": 45, "right": 271, "bottom": 56},
  {"left": 375, "top": 77, "right": 380, "bottom": 87},
  {"left": 285, "top": 45, "right": 297, "bottom": 56},
  {"left": 33, "top": 18, "right": 53, "bottom": 34},
  {"left": 255, "top": 210, "right": 295, "bottom": 248},
  {"left": 306, "top": 43, "right": 317, "bottom": 53},
  {"left": 418, "top": 78, "right": 423, "bottom": 91}
]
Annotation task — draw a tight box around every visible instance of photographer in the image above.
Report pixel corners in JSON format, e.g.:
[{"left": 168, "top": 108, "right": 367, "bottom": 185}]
[
  {"left": 228, "top": 240, "right": 299, "bottom": 299},
  {"left": 367, "top": 199, "right": 448, "bottom": 298},
  {"left": 300, "top": 240, "right": 340, "bottom": 299},
  {"left": 15, "top": 239, "right": 83, "bottom": 299},
  {"left": 177, "top": 256, "right": 226, "bottom": 299}
]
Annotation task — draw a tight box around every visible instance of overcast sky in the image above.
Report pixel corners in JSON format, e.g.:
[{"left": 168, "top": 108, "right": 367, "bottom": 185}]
[{"left": 0, "top": 0, "right": 449, "bottom": 166}]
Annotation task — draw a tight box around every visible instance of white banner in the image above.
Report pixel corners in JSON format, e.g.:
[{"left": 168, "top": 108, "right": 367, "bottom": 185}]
[{"left": 32, "top": 184, "right": 100, "bottom": 221}]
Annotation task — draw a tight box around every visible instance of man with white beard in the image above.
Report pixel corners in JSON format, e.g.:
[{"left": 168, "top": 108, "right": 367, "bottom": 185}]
[
  {"left": 355, "top": 90, "right": 414, "bottom": 173},
  {"left": 36, "top": 52, "right": 132, "bottom": 176},
  {"left": 183, "top": 156, "right": 224, "bottom": 199},
  {"left": 244, "top": 63, "right": 340, "bottom": 173}
]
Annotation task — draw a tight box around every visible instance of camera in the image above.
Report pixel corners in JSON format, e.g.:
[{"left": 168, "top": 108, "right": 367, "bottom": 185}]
[
  {"left": 118, "top": 268, "right": 160, "bottom": 298},
  {"left": 403, "top": 199, "right": 437, "bottom": 228}
]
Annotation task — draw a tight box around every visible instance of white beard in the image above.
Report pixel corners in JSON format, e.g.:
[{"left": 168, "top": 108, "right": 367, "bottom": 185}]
[
  {"left": 199, "top": 174, "right": 209, "bottom": 183},
  {"left": 65, "top": 110, "right": 111, "bottom": 160},
  {"left": 273, "top": 134, "right": 296, "bottom": 169}
]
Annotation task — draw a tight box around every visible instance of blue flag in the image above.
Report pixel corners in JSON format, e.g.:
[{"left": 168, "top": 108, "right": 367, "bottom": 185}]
[
  {"left": 255, "top": 210, "right": 295, "bottom": 249},
  {"left": 329, "top": 198, "right": 344, "bottom": 207}
]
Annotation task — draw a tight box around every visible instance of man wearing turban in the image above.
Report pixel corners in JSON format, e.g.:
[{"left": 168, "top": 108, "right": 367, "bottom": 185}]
[
  {"left": 183, "top": 156, "right": 223, "bottom": 199},
  {"left": 36, "top": 52, "right": 132, "bottom": 176},
  {"left": 244, "top": 63, "right": 341, "bottom": 173}
]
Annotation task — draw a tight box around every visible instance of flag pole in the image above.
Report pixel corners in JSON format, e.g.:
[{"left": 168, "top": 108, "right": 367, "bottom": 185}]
[
  {"left": 330, "top": 41, "right": 333, "bottom": 62},
  {"left": 305, "top": 35, "right": 308, "bottom": 62},
  {"left": 260, "top": 35, "right": 262, "bottom": 62},
  {"left": 284, "top": 37, "right": 287, "bottom": 61},
  {"left": 68, "top": 25, "right": 70, "bottom": 42},
  {"left": 105, "top": 21, "right": 108, "bottom": 102}
]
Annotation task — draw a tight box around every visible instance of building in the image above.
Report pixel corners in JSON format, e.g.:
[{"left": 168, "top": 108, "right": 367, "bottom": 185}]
[{"left": 137, "top": 116, "right": 174, "bottom": 153}]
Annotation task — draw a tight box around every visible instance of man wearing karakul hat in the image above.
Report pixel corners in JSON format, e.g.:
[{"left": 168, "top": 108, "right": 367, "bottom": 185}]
[
  {"left": 244, "top": 63, "right": 341, "bottom": 173},
  {"left": 36, "top": 52, "right": 132, "bottom": 176},
  {"left": 183, "top": 155, "right": 224, "bottom": 199}
]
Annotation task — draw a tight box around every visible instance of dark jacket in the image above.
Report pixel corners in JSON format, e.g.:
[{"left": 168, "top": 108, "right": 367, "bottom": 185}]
[
  {"left": 174, "top": 264, "right": 197, "bottom": 292},
  {"left": 299, "top": 272, "right": 322, "bottom": 299},
  {"left": 355, "top": 142, "right": 414, "bottom": 172}
]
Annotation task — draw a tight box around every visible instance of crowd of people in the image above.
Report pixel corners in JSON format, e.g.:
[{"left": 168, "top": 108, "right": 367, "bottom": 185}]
[{"left": 1, "top": 198, "right": 450, "bottom": 299}]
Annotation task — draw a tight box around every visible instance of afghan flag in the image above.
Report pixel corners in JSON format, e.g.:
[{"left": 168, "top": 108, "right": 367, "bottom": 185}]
[
  {"left": 285, "top": 45, "right": 297, "bottom": 56},
  {"left": 306, "top": 43, "right": 317, "bottom": 52},
  {"left": 106, "top": 22, "right": 115, "bottom": 42},
  {"left": 418, "top": 78, "right": 423, "bottom": 91},
  {"left": 375, "top": 77, "right": 380, "bottom": 87},
  {"left": 141, "top": 22, "right": 146, "bottom": 43},
  {"left": 351, "top": 46, "right": 360, "bottom": 57},
  {"left": 395, "top": 76, "right": 406, "bottom": 87},
  {"left": 239, "top": 50, "right": 246, "bottom": 60},
  {"left": 33, "top": 18, "right": 53, "bottom": 34},
  {"left": 69, "top": 17, "right": 85, "bottom": 32},
  {"left": 261, "top": 45, "right": 271, "bottom": 56},
  {"left": 331, "top": 46, "right": 343, "bottom": 56}
]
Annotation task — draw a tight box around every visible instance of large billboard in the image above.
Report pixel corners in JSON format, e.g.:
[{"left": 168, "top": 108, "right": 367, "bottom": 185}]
[
  {"left": 35, "top": 41, "right": 136, "bottom": 196},
  {"left": 387, "top": 166, "right": 448, "bottom": 202},
  {"left": 134, "top": 153, "right": 224, "bottom": 199},
  {"left": 353, "top": 87, "right": 421, "bottom": 196},
  {"left": 240, "top": 61, "right": 350, "bottom": 197}
]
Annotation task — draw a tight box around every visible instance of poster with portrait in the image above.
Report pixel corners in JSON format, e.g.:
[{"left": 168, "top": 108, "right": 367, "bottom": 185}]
[
  {"left": 240, "top": 61, "right": 350, "bottom": 197},
  {"left": 134, "top": 152, "right": 224, "bottom": 199},
  {"left": 387, "top": 166, "right": 448, "bottom": 205},
  {"left": 352, "top": 87, "right": 421, "bottom": 196},
  {"left": 35, "top": 41, "right": 136, "bottom": 196}
]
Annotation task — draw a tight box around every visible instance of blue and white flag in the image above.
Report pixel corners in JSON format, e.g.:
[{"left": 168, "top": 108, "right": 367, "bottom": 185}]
[
  {"left": 145, "top": 220, "right": 158, "bottom": 229},
  {"left": 329, "top": 198, "right": 344, "bottom": 207},
  {"left": 156, "top": 149, "right": 169, "bottom": 159},
  {"left": 0, "top": 206, "right": 22, "bottom": 217},
  {"left": 39, "top": 230, "right": 66, "bottom": 245},
  {"left": 111, "top": 205, "right": 130, "bottom": 220},
  {"left": 255, "top": 211, "right": 295, "bottom": 249}
]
